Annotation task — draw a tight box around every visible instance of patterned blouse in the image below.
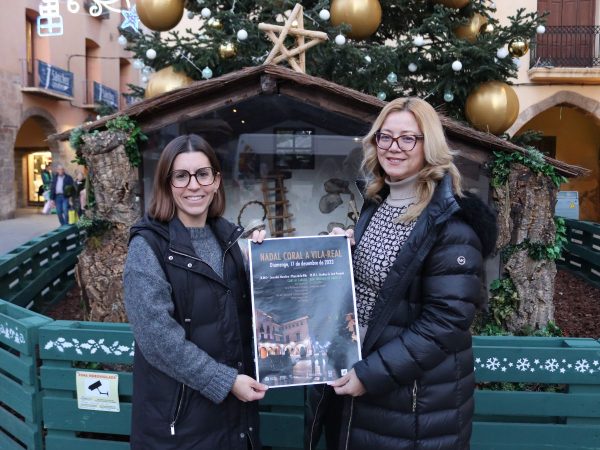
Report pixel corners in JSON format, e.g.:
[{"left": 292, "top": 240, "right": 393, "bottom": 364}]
[{"left": 353, "top": 201, "right": 417, "bottom": 327}]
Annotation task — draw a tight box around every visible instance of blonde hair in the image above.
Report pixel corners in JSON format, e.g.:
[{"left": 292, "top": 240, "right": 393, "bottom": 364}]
[{"left": 361, "top": 97, "right": 462, "bottom": 222}]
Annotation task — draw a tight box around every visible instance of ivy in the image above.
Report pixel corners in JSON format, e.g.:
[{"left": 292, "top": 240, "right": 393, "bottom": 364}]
[
  {"left": 488, "top": 277, "right": 520, "bottom": 328},
  {"left": 489, "top": 149, "right": 568, "bottom": 188},
  {"left": 105, "top": 115, "right": 147, "bottom": 168},
  {"left": 501, "top": 217, "right": 567, "bottom": 262}
]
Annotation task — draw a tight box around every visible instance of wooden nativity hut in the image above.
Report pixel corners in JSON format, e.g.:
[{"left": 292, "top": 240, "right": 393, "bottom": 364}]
[{"left": 51, "top": 65, "right": 587, "bottom": 331}]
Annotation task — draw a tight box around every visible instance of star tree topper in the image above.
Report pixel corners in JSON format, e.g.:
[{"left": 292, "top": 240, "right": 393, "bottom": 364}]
[{"left": 258, "top": 4, "right": 328, "bottom": 74}]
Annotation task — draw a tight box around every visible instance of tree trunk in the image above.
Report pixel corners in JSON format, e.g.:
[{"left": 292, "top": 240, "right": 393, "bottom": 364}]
[
  {"left": 76, "top": 130, "right": 142, "bottom": 322},
  {"left": 493, "top": 163, "right": 558, "bottom": 332}
]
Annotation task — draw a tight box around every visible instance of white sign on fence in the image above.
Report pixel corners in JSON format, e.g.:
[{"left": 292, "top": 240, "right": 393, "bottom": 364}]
[
  {"left": 555, "top": 191, "right": 579, "bottom": 220},
  {"left": 76, "top": 371, "right": 120, "bottom": 412}
]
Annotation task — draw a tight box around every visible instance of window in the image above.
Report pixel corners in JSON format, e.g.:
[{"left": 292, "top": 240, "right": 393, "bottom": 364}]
[
  {"left": 25, "top": 15, "right": 35, "bottom": 86},
  {"left": 275, "top": 128, "right": 315, "bottom": 169}
]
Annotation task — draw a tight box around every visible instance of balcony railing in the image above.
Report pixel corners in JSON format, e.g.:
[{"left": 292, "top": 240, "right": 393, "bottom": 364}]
[
  {"left": 530, "top": 25, "right": 600, "bottom": 68},
  {"left": 20, "top": 59, "right": 74, "bottom": 100}
]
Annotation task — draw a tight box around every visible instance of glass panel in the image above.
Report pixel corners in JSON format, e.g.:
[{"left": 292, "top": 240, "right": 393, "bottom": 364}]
[{"left": 142, "top": 96, "right": 370, "bottom": 237}]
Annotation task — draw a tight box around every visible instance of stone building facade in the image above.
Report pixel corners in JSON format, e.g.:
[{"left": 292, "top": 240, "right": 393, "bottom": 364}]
[{"left": 0, "top": 0, "right": 140, "bottom": 220}]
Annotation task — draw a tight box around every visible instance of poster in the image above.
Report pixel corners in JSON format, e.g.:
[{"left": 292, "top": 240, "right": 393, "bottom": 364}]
[
  {"left": 249, "top": 235, "right": 361, "bottom": 388},
  {"left": 75, "top": 371, "right": 120, "bottom": 412}
]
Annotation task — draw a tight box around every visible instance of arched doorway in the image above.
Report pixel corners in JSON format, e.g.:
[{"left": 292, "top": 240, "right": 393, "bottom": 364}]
[
  {"left": 515, "top": 102, "right": 600, "bottom": 222},
  {"left": 14, "top": 114, "right": 57, "bottom": 208}
]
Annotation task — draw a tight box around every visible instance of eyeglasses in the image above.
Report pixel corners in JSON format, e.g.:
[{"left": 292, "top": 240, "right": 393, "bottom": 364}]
[
  {"left": 169, "top": 167, "right": 217, "bottom": 188},
  {"left": 375, "top": 132, "right": 424, "bottom": 152}
]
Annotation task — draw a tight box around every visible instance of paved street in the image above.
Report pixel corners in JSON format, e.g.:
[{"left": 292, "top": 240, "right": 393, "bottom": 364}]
[{"left": 0, "top": 208, "right": 60, "bottom": 255}]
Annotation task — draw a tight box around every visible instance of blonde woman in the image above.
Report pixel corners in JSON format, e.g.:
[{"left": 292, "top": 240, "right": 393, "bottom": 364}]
[{"left": 307, "top": 98, "right": 497, "bottom": 450}]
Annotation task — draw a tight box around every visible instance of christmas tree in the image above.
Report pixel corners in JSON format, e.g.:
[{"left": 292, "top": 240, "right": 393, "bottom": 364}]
[{"left": 121, "top": 0, "right": 545, "bottom": 132}]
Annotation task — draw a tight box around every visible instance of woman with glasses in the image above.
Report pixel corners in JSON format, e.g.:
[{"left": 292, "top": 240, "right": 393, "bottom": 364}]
[
  {"left": 307, "top": 98, "right": 497, "bottom": 450},
  {"left": 124, "top": 134, "right": 268, "bottom": 449}
]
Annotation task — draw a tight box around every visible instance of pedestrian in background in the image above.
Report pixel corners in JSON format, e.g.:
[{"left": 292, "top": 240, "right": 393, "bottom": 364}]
[{"left": 49, "top": 164, "right": 74, "bottom": 225}]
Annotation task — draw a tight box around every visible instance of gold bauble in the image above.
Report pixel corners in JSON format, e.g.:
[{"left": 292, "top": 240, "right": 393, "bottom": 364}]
[
  {"left": 508, "top": 39, "right": 529, "bottom": 57},
  {"left": 465, "top": 81, "right": 520, "bottom": 135},
  {"left": 480, "top": 23, "right": 494, "bottom": 34},
  {"left": 454, "top": 13, "right": 487, "bottom": 43},
  {"left": 144, "top": 66, "right": 193, "bottom": 99},
  {"left": 219, "top": 42, "right": 237, "bottom": 59},
  {"left": 330, "top": 0, "right": 382, "bottom": 40},
  {"left": 433, "top": 0, "right": 470, "bottom": 9},
  {"left": 207, "top": 18, "right": 223, "bottom": 29},
  {"left": 137, "top": 0, "right": 184, "bottom": 32}
]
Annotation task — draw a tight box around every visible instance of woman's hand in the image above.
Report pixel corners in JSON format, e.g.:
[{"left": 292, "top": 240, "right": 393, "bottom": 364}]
[
  {"left": 250, "top": 228, "right": 266, "bottom": 243},
  {"left": 231, "top": 374, "right": 269, "bottom": 402},
  {"left": 328, "top": 368, "right": 366, "bottom": 397},
  {"left": 330, "top": 227, "right": 355, "bottom": 246}
]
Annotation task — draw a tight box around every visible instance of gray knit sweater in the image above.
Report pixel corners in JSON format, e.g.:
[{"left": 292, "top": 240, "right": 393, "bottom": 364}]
[{"left": 123, "top": 225, "right": 238, "bottom": 404}]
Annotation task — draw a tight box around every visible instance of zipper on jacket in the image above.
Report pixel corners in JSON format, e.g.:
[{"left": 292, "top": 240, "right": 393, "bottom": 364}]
[
  {"left": 412, "top": 380, "right": 418, "bottom": 412},
  {"left": 247, "top": 427, "right": 255, "bottom": 450},
  {"left": 170, "top": 384, "right": 186, "bottom": 436},
  {"left": 344, "top": 397, "right": 355, "bottom": 450},
  {"left": 308, "top": 387, "right": 327, "bottom": 450},
  {"left": 220, "top": 227, "right": 243, "bottom": 277}
]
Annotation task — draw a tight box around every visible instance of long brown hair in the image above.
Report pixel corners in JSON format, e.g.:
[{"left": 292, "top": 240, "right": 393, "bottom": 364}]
[
  {"left": 148, "top": 134, "right": 225, "bottom": 222},
  {"left": 362, "top": 97, "right": 462, "bottom": 222}
]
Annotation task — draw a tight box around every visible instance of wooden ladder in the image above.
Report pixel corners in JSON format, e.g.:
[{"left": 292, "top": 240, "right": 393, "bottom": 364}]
[{"left": 261, "top": 173, "right": 295, "bottom": 237}]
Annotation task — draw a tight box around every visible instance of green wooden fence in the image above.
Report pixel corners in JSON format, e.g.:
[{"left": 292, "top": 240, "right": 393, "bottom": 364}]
[
  {"left": 2, "top": 302, "right": 599, "bottom": 450},
  {"left": 0, "top": 301, "right": 52, "bottom": 450},
  {"left": 0, "top": 225, "right": 83, "bottom": 311},
  {"left": 559, "top": 219, "right": 600, "bottom": 288}
]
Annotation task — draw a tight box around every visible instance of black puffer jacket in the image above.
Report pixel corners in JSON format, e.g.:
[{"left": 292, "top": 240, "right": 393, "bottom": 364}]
[
  {"left": 307, "top": 173, "right": 497, "bottom": 450},
  {"left": 129, "top": 215, "right": 259, "bottom": 450}
]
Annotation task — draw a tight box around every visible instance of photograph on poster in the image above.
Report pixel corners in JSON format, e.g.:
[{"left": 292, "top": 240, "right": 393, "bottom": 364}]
[{"left": 249, "top": 235, "right": 361, "bottom": 388}]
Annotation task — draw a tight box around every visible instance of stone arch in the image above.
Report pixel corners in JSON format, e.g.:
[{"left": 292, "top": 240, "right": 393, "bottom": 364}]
[
  {"left": 14, "top": 109, "right": 59, "bottom": 208},
  {"left": 508, "top": 90, "right": 600, "bottom": 135}
]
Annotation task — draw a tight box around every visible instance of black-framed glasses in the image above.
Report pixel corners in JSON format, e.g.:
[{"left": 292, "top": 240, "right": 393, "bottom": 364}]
[
  {"left": 169, "top": 167, "right": 217, "bottom": 188},
  {"left": 375, "top": 132, "right": 424, "bottom": 152}
]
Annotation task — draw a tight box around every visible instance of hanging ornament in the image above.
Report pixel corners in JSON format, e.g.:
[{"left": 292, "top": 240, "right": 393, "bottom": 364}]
[
  {"left": 202, "top": 66, "right": 213, "bottom": 79},
  {"left": 508, "top": 39, "right": 529, "bottom": 57},
  {"left": 433, "top": 0, "right": 470, "bottom": 8},
  {"left": 187, "top": 11, "right": 194, "bottom": 19},
  {"left": 142, "top": 66, "right": 153, "bottom": 75},
  {"left": 496, "top": 47, "right": 509, "bottom": 59},
  {"left": 319, "top": 9, "right": 331, "bottom": 20},
  {"left": 118, "top": 35, "right": 127, "bottom": 46},
  {"left": 258, "top": 4, "right": 328, "bottom": 74},
  {"left": 536, "top": 24, "right": 546, "bottom": 34},
  {"left": 141, "top": 75, "right": 149, "bottom": 84},
  {"left": 121, "top": 5, "right": 141, "bottom": 33},
  {"left": 386, "top": 72, "right": 398, "bottom": 84},
  {"left": 146, "top": 48, "right": 157, "bottom": 60},
  {"left": 512, "top": 57, "right": 521, "bottom": 68},
  {"left": 133, "top": 59, "right": 145, "bottom": 70},
  {"left": 364, "top": 55, "right": 372, "bottom": 64},
  {"left": 465, "top": 80, "right": 519, "bottom": 135},
  {"left": 207, "top": 18, "right": 223, "bottom": 29},
  {"left": 408, "top": 62, "right": 418, "bottom": 72},
  {"left": 443, "top": 91, "right": 454, "bottom": 102},
  {"left": 480, "top": 23, "right": 494, "bottom": 34},
  {"left": 454, "top": 13, "right": 487, "bottom": 43},
  {"left": 237, "top": 29, "right": 248, "bottom": 41},
  {"left": 413, "top": 35, "right": 424, "bottom": 47},
  {"left": 330, "top": 0, "right": 382, "bottom": 40},
  {"left": 335, "top": 34, "right": 346, "bottom": 45},
  {"left": 144, "top": 66, "right": 193, "bottom": 99},
  {"left": 377, "top": 92, "right": 387, "bottom": 101},
  {"left": 201, "top": 7, "right": 211, "bottom": 18},
  {"left": 451, "top": 60, "right": 462, "bottom": 71},
  {"left": 137, "top": 0, "right": 185, "bottom": 32},
  {"left": 219, "top": 42, "right": 237, "bottom": 59}
]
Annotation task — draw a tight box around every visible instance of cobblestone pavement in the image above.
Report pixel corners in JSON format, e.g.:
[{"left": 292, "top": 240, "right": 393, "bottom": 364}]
[{"left": 0, "top": 208, "right": 59, "bottom": 255}]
